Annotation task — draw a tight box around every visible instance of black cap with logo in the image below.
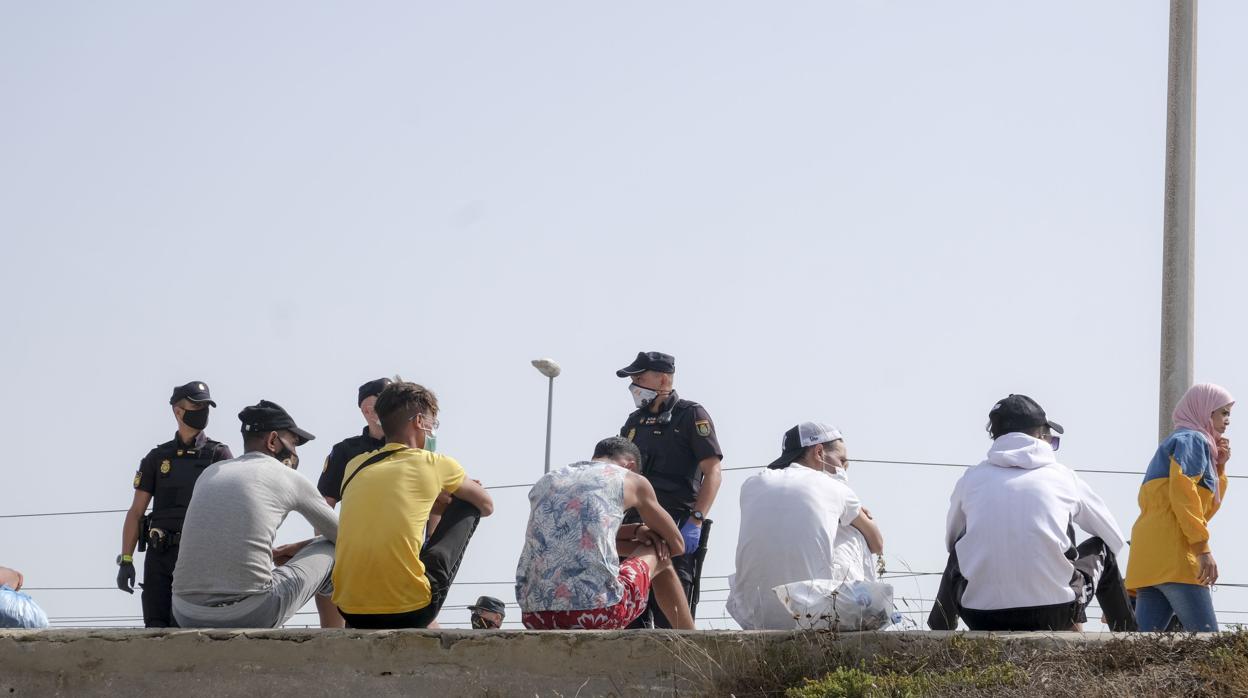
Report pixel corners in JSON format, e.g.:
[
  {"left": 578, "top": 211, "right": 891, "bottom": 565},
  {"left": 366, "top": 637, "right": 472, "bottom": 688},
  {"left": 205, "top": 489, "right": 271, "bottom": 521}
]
[
  {"left": 615, "top": 351, "right": 676, "bottom": 377},
  {"left": 989, "top": 394, "right": 1064, "bottom": 436},
  {"left": 170, "top": 381, "right": 217, "bottom": 407},
  {"left": 239, "top": 400, "right": 316, "bottom": 445},
  {"left": 357, "top": 377, "right": 392, "bottom": 406}
]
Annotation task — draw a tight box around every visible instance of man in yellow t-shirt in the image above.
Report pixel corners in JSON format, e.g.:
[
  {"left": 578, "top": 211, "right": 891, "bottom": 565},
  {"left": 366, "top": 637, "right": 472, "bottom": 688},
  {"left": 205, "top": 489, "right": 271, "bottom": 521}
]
[{"left": 332, "top": 380, "right": 495, "bottom": 628}]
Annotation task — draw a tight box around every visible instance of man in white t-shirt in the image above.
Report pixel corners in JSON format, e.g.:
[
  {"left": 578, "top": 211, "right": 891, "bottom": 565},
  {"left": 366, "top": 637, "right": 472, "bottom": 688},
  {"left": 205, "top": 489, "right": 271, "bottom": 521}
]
[{"left": 726, "top": 422, "right": 883, "bottom": 630}]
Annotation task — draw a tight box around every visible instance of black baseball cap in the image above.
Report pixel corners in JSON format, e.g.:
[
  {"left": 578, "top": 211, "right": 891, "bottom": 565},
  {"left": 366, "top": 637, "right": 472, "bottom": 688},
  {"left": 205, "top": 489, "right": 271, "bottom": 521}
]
[
  {"left": 357, "top": 377, "right": 392, "bottom": 406},
  {"left": 467, "top": 596, "right": 507, "bottom": 615},
  {"left": 170, "top": 381, "right": 216, "bottom": 407},
  {"left": 616, "top": 351, "right": 676, "bottom": 377},
  {"left": 989, "top": 394, "right": 1064, "bottom": 436},
  {"left": 239, "top": 400, "right": 316, "bottom": 445}
]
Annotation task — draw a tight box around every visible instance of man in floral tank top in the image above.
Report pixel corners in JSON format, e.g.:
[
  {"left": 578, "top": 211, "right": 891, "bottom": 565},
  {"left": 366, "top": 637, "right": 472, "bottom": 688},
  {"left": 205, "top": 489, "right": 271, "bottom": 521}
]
[{"left": 516, "top": 437, "right": 693, "bottom": 629}]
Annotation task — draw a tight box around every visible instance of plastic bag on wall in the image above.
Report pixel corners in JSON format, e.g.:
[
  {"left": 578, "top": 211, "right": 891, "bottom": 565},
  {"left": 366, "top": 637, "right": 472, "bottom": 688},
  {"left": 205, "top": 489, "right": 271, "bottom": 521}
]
[{"left": 772, "top": 579, "right": 898, "bottom": 631}]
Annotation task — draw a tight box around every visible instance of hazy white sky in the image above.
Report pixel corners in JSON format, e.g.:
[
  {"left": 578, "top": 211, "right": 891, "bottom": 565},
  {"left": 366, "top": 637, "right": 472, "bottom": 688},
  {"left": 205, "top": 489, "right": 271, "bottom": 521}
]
[{"left": 4, "top": 1, "right": 1248, "bottom": 630}]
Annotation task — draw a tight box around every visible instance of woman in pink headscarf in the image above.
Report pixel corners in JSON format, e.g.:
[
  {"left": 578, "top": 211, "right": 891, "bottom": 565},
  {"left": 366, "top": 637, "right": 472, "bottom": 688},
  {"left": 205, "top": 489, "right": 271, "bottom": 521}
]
[{"left": 1125, "top": 383, "right": 1234, "bottom": 631}]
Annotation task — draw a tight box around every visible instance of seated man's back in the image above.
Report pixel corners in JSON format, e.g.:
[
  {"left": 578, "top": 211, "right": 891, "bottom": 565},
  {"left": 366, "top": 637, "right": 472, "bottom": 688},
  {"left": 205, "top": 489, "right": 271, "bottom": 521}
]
[
  {"left": 173, "top": 452, "right": 338, "bottom": 599},
  {"left": 948, "top": 433, "right": 1124, "bottom": 612},
  {"left": 516, "top": 460, "right": 629, "bottom": 612},
  {"left": 333, "top": 444, "right": 466, "bottom": 615},
  {"left": 728, "top": 464, "right": 862, "bottom": 629},
  {"left": 331, "top": 380, "right": 494, "bottom": 629},
  {"left": 515, "top": 436, "right": 693, "bottom": 630}
]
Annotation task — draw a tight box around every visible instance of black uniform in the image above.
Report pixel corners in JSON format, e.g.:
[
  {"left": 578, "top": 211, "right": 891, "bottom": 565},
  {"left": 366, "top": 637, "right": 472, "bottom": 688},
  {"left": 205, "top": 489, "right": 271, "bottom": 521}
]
[
  {"left": 316, "top": 427, "right": 387, "bottom": 501},
  {"left": 133, "top": 432, "right": 232, "bottom": 627},
  {"left": 620, "top": 390, "right": 723, "bottom": 626}
]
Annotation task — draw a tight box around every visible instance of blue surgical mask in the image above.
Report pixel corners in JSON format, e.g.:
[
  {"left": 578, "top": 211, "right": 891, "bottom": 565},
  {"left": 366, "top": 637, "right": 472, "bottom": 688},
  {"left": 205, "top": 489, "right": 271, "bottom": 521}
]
[
  {"left": 629, "top": 383, "right": 659, "bottom": 409},
  {"left": 424, "top": 432, "right": 437, "bottom": 452}
]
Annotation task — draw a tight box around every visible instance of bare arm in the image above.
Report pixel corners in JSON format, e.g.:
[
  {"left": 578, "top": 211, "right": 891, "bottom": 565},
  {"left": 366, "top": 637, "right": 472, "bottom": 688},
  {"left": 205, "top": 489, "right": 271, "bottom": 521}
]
[
  {"left": 323, "top": 496, "right": 338, "bottom": 509},
  {"left": 121, "top": 490, "right": 153, "bottom": 557},
  {"left": 690, "top": 456, "right": 722, "bottom": 518},
  {"left": 0, "top": 566, "right": 23, "bottom": 590},
  {"left": 452, "top": 478, "right": 494, "bottom": 516},
  {"left": 850, "top": 512, "right": 884, "bottom": 555},
  {"left": 624, "top": 473, "right": 684, "bottom": 557}
]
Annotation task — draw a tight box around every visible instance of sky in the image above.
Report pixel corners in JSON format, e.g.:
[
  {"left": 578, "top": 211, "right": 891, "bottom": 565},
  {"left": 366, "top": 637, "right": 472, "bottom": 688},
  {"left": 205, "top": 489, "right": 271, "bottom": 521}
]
[{"left": 4, "top": 1, "right": 1248, "bottom": 631}]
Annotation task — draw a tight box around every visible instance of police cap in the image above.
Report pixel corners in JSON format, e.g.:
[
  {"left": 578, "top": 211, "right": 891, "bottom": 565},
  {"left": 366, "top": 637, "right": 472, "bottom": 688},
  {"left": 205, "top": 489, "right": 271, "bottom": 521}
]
[
  {"left": 357, "top": 377, "right": 393, "bottom": 406},
  {"left": 239, "top": 400, "right": 316, "bottom": 445},
  {"left": 170, "top": 381, "right": 217, "bottom": 407},
  {"left": 615, "top": 351, "right": 676, "bottom": 377}
]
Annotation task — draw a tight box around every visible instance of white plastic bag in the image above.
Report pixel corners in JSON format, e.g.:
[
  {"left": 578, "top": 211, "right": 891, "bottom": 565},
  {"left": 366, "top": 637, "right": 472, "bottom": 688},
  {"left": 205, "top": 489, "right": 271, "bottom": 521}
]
[{"left": 772, "top": 579, "right": 897, "bottom": 631}]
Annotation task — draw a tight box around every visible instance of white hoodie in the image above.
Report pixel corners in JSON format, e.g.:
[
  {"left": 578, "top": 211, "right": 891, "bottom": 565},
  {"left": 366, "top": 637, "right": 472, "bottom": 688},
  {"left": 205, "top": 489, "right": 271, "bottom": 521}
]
[{"left": 946, "top": 432, "right": 1125, "bottom": 611}]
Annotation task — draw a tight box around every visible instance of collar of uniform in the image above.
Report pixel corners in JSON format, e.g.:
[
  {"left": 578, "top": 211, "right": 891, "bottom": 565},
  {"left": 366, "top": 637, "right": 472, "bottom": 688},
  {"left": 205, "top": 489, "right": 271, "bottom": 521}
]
[
  {"left": 654, "top": 389, "right": 680, "bottom": 421},
  {"left": 360, "top": 426, "right": 386, "bottom": 443},
  {"left": 174, "top": 430, "right": 208, "bottom": 450}
]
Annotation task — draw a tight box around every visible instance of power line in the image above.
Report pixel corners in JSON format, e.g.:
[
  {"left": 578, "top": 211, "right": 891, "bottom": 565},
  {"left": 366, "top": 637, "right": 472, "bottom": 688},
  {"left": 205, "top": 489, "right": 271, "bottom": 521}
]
[{"left": 11, "top": 455, "right": 1240, "bottom": 520}]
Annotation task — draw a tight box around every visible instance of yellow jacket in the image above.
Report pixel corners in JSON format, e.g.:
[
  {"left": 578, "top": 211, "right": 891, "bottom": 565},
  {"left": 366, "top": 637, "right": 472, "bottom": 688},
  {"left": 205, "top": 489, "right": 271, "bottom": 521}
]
[{"left": 1125, "top": 429, "right": 1226, "bottom": 590}]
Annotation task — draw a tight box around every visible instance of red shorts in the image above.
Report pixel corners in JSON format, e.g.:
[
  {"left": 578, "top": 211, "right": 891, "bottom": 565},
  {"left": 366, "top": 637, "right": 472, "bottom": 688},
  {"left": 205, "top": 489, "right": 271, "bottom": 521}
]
[{"left": 522, "top": 558, "right": 652, "bottom": 630}]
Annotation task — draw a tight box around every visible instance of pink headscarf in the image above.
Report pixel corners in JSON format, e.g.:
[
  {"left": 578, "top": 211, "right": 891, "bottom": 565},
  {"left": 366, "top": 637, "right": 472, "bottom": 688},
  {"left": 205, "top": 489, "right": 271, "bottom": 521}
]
[{"left": 1171, "top": 382, "right": 1235, "bottom": 465}]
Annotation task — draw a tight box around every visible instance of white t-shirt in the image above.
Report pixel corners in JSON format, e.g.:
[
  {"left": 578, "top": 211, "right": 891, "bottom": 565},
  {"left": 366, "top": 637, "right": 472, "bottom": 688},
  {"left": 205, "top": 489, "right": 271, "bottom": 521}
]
[{"left": 727, "top": 463, "right": 864, "bottom": 630}]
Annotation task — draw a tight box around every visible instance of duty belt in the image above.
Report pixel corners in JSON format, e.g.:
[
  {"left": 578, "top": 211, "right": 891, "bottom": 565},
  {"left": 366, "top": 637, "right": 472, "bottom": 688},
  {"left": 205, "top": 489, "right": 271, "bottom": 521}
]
[{"left": 147, "top": 527, "right": 182, "bottom": 553}]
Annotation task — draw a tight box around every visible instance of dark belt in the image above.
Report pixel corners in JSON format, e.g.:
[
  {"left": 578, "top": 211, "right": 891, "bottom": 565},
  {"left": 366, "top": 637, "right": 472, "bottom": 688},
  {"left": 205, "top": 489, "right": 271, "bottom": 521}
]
[{"left": 147, "top": 527, "right": 182, "bottom": 552}]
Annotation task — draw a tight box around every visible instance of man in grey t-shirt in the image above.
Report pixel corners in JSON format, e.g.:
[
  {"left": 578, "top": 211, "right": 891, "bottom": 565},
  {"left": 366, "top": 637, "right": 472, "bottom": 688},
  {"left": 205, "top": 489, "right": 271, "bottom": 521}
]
[{"left": 172, "top": 400, "right": 339, "bottom": 629}]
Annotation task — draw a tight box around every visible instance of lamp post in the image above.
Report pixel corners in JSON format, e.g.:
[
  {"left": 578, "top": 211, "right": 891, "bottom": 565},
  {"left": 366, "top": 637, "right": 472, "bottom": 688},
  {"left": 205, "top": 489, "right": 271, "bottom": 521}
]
[
  {"left": 531, "top": 358, "right": 561, "bottom": 473},
  {"left": 1159, "top": 0, "right": 1197, "bottom": 439}
]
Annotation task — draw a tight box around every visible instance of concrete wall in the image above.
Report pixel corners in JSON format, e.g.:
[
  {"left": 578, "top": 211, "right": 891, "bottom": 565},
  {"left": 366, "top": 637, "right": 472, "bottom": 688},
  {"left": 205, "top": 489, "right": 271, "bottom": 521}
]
[{"left": 0, "top": 629, "right": 1114, "bottom": 697}]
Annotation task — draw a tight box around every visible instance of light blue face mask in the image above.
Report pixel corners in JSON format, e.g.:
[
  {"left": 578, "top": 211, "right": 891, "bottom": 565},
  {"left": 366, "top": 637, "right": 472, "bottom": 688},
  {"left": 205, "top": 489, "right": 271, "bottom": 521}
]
[{"left": 416, "top": 414, "right": 439, "bottom": 452}]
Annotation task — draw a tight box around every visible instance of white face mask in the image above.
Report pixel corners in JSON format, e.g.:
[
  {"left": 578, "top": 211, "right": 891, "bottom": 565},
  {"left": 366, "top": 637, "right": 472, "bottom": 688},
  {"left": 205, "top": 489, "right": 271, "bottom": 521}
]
[
  {"left": 819, "top": 453, "right": 847, "bottom": 481},
  {"left": 629, "top": 383, "right": 659, "bottom": 409}
]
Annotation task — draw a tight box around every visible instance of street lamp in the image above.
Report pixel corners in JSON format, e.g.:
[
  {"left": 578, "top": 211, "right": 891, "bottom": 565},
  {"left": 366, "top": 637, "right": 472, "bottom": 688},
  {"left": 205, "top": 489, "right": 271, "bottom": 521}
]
[{"left": 531, "top": 358, "right": 561, "bottom": 473}]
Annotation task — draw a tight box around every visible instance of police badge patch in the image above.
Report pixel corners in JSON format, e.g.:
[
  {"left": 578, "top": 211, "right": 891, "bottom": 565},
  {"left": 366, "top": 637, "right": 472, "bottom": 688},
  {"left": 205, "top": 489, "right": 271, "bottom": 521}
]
[
  {"left": 627, "top": 428, "right": 636, "bottom": 442},
  {"left": 322, "top": 456, "right": 330, "bottom": 473},
  {"left": 695, "top": 420, "right": 711, "bottom": 437},
  {"left": 133, "top": 472, "right": 142, "bottom": 488},
  {"left": 160, "top": 460, "right": 171, "bottom": 474}
]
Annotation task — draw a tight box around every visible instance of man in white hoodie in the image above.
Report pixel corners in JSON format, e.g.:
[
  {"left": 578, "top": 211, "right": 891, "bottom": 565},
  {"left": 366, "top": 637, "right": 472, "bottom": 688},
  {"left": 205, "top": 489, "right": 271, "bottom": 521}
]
[
  {"left": 929, "top": 395, "right": 1136, "bottom": 631},
  {"left": 727, "top": 422, "right": 883, "bottom": 629}
]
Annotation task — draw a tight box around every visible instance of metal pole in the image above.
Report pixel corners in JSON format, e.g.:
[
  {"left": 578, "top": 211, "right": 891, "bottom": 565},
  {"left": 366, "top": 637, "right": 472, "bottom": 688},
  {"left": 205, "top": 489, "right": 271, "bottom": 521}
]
[
  {"left": 543, "top": 376, "right": 554, "bottom": 474},
  {"left": 1159, "top": 0, "right": 1197, "bottom": 440}
]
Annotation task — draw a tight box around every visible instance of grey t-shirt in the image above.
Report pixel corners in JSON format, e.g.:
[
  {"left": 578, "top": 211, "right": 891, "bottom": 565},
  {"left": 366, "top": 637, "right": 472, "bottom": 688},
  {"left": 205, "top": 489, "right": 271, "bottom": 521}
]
[{"left": 172, "top": 452, "right": 339, "bottom": 600}]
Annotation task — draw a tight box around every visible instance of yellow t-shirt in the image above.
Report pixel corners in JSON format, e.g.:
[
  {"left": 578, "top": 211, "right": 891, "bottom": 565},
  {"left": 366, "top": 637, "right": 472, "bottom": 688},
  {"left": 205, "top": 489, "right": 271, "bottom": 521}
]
[{"left": 332, "top": 443, "right": 466, "bottom": 614}]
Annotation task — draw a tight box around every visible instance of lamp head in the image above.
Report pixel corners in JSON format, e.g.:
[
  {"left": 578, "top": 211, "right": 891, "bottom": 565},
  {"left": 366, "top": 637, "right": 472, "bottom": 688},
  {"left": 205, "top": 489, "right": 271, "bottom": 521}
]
[{"left": 531, "top": 358, "right": 561, "bottom": 378}]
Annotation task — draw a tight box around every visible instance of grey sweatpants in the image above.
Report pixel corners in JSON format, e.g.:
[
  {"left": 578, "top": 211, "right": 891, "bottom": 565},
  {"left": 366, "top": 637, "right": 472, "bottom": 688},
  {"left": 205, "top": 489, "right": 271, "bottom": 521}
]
[{"left": 172, "top": 539, "right": 334, "bottom": 628}]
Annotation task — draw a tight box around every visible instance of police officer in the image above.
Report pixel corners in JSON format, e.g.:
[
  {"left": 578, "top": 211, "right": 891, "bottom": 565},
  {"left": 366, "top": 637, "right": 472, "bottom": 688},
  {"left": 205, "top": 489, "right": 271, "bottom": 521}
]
[
  {"left": 617, "top": 351, "right": 723, "bottom": 626},
  {"left": 116, "top": 381, "right": 233, "bottom": 627},
  {"left": 316, "top": 377, "right": 391, "bottom": 507}
]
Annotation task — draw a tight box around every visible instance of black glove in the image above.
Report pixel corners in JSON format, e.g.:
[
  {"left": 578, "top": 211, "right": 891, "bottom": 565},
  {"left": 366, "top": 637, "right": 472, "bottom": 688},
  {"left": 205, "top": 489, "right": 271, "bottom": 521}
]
[{"left": 116, "top": 561, "right": 136, "bottom": 594}]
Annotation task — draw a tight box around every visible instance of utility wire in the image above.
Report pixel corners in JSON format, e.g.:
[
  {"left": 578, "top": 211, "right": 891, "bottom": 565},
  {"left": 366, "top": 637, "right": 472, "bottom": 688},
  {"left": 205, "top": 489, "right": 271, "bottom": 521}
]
[{"left": 8, "top": 455, "right": 1227, "bottom": 520}]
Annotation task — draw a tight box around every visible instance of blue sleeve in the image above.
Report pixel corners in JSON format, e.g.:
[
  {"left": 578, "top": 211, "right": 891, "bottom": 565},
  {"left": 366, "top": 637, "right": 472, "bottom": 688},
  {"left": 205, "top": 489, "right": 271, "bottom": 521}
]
[{"left": 1169, "top": 431, "right": 1212, "bottom": 479}]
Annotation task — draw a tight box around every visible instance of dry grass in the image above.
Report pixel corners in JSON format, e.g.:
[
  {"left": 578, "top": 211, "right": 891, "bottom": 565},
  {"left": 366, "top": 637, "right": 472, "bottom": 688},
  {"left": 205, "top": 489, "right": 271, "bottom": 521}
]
[{"left": 668, "top": 630, "right": 1248, "bottom": 697}]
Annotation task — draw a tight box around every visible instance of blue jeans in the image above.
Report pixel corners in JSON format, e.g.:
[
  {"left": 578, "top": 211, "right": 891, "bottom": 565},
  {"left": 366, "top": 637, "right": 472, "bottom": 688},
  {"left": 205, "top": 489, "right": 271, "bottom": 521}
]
[
  {"left": 1135, "top": 583, "right": 1217, "bottom": 632},
  {"left": 0, "top": 585, "right": 49, "bottom": 629}
]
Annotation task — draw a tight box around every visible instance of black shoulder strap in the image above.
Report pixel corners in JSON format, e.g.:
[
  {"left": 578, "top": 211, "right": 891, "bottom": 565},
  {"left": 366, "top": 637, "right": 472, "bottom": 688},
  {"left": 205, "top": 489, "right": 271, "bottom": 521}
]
[{"left": 340, "top": 448, "right": 405, "bottom": 499}]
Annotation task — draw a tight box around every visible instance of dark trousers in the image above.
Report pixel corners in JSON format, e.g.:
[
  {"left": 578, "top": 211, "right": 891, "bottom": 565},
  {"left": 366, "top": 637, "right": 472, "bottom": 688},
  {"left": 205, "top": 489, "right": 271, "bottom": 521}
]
[
  {"left": 928, "top": 537, "right": 1137, "bottom": 632},
  {"left": 141, "top": 546, "right": 180, "bottom": 628},
  {"left": 340, "top": 498, "right": 481, "bottom": 629}
]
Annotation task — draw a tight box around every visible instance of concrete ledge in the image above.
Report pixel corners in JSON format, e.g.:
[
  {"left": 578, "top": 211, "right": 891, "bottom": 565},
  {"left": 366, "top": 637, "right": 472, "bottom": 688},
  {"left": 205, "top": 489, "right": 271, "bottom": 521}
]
[{"left": 0, "top": 629, "right": 1191, "bottom": 697}]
